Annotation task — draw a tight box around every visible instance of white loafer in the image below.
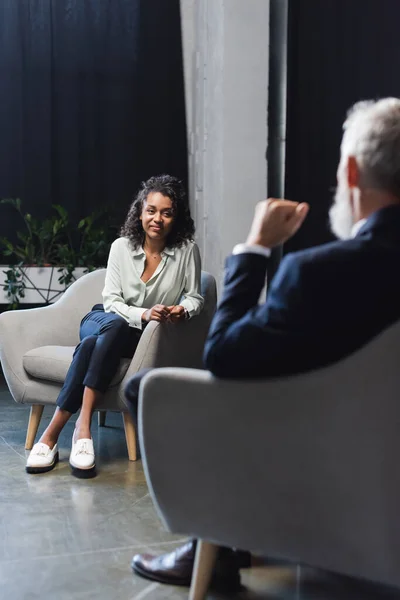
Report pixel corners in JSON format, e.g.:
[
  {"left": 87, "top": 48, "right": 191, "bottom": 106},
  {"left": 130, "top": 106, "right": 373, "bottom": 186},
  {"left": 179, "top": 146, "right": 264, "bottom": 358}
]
[
  {"left": 26, "top": 442, "right": 59, "bottom": 474},
  {"left": 69, "top": 433, "right": 95, "bottom": 477}
]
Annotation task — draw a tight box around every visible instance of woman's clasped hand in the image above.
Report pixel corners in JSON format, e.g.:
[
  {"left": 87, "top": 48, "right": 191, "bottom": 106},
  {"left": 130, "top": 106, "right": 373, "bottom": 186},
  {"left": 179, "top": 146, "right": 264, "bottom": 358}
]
[{"left": 142, "top": 304, "right": 186, "bottom": 323}]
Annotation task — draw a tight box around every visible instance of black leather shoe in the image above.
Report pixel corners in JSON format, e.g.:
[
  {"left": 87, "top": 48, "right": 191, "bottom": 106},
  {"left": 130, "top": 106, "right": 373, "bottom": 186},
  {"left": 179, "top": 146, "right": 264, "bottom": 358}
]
[{"left": 131, "top": 539, "right": 248, "bottom": 590}]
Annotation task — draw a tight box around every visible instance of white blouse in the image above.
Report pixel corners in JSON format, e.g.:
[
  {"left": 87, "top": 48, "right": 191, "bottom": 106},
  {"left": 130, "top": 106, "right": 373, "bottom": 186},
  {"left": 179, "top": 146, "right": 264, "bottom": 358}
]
[{"left": 102, "top": 237, "right": 204, "bottom": 329}]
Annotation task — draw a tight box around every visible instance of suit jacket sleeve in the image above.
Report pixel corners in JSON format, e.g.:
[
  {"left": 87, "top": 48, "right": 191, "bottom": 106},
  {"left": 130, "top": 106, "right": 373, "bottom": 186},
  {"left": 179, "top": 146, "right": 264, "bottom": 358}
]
[{"left": 203, "top": 252, "right": 306, "bottom": 378}]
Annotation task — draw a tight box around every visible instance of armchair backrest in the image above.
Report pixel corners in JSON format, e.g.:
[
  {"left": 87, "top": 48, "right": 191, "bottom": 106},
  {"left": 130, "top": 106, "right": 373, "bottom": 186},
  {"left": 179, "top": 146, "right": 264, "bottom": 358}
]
[
  {"left": 57, "top": 268, "right": 107, "bottom": 320},
  {"left": 199, "top": 271, "right": 217, "bottom": 320}
]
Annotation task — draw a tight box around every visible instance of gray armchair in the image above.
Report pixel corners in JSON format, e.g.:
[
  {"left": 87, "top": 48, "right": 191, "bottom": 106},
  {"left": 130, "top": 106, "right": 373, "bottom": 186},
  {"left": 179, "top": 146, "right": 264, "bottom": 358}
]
[
  {"left": 0, "top": 268, "right": 216, "bottom": 461},
  {"left": 139, "top": 319, "right": 400, "bottom": 599}
]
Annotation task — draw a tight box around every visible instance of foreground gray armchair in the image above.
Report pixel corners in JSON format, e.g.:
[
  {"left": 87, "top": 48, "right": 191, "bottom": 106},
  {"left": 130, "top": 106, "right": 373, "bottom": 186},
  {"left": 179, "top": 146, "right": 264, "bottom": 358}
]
[
  {"left": 0, "top": 268, "right": 216, "bottom": 461},
  {"left": 139, "top": 319, "right": 400, "bottom": 599}
]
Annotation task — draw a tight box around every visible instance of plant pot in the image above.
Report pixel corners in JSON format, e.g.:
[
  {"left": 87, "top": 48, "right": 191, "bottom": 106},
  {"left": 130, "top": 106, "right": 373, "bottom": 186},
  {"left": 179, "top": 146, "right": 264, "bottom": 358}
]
[{"left": 0, "top": 265, "right": 87, "bottom": 305}]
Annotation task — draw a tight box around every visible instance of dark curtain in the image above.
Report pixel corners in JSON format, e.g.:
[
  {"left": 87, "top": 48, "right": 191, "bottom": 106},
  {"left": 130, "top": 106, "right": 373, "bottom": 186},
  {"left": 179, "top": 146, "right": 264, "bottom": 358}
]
[
  {"left": 0, "top": 0, "right": 187, "bottom": 238},
  {"left": 284, "top": 0, "right": 400, "bottom": 253}
]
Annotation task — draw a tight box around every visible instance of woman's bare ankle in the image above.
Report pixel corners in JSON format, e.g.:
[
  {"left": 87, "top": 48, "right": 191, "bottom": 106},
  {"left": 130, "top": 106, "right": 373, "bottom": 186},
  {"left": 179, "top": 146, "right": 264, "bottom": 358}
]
[
  {"left": 38, "top": 433, "right": 58, "bottom": 449},
  {"left": 74, "top": 424, "right": 91, "bottom": 441}
]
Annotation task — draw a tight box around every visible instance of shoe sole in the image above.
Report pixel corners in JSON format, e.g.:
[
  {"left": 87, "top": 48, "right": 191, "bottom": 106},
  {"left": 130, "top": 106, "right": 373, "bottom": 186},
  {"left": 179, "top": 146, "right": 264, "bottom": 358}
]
[
  {"left": 132, "top": 563, "right": 242, "bottom": 592},
  {"left": 26, "top": 451, "right": 59, "bottom": 474},
  {"left": 132, "top": 563, "right": 191, "bottom": 587},
  {"left": 70, "top": 463, "right": 97, "bottom": 479}
]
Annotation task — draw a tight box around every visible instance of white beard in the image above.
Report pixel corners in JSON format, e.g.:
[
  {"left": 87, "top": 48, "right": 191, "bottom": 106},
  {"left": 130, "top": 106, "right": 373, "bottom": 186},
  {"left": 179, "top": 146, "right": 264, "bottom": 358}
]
[{"left": 329, "top": 185, "right": 354, "bottom": 240}]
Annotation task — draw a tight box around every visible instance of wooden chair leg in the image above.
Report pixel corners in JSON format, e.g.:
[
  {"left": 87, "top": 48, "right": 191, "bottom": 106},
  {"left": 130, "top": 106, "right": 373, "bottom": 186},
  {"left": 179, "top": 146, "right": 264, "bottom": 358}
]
[
  {"left": 189, "top": 541, "right": 219, "bottom": 600},
  {"left": 122, "top": 412, "right": 137, "bottom": 461},
  {"left": 98, "top": 411, "right": 106, "bottom": 427},
  {"left": 25, "top": 405, "right": 44, "bottom": 450}
]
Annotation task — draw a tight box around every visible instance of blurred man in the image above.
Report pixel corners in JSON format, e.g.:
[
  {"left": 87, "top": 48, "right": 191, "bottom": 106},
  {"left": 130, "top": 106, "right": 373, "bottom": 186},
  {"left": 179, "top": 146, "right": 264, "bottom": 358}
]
[{"left": 129, "top": 98, "right": 400, "bottom": 590}]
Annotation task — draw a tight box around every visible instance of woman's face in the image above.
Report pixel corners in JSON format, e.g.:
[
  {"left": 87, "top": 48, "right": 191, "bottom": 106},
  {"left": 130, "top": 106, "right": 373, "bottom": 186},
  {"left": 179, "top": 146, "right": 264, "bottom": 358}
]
[{"left": 140, "top": 192, "right": 175, "bottom": 243}]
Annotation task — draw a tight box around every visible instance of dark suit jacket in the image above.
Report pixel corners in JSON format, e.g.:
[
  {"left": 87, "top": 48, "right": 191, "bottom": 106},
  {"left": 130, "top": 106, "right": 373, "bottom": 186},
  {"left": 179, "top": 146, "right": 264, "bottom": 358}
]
[{"left": 204, "top": 205, "right": 400, "bottom": 378}]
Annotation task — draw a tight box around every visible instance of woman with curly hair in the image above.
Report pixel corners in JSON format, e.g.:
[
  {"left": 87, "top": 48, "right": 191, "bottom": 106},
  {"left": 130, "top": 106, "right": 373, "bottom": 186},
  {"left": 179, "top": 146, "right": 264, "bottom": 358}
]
[{"left": 26, "top": 175, "right": 204, "bottom": 476}]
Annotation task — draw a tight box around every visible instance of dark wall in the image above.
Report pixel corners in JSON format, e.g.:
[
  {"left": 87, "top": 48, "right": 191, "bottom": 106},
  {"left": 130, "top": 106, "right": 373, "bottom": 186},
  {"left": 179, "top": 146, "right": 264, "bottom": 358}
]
[
  {"left": 284, "top": 0, "right": 400, "bottom": 252},
  {"left": 0, "top": 0, "right": 187, "bottom": 240}
]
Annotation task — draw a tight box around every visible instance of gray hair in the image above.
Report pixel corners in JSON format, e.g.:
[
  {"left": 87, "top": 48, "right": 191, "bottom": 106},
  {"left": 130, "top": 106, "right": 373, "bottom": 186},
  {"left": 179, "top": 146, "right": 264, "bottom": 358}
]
[{"left": 341, "top": 98, "right": 400, "bottom": 197}]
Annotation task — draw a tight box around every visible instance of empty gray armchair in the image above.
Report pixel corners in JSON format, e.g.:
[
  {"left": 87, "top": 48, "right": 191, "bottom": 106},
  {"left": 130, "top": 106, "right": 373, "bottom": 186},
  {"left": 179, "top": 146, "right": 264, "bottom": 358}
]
[
  {"left": 0, "top": 268, "right": 216, "bottom": 461},
  {"left": 139, "top": 319, "right": 400, "bottom": 599}
]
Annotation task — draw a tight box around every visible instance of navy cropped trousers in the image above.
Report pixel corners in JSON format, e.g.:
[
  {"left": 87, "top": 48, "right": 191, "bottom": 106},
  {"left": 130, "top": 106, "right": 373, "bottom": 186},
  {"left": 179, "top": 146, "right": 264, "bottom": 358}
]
[{"left": 57, "top": 306, "right": 141, "bottom": 414}]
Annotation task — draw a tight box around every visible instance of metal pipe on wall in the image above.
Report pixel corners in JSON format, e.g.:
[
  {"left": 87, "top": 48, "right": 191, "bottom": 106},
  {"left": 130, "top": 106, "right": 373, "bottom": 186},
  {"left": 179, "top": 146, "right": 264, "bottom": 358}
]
[{"left": 267, "top": 0, "right": 288, "bottom": 283}]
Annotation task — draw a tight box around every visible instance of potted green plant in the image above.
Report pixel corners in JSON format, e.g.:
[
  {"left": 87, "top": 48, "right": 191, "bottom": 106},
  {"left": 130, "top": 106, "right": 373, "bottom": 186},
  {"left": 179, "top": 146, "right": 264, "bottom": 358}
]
[{"left": 0, "top": 199, "right": 117, "bottom": 308}]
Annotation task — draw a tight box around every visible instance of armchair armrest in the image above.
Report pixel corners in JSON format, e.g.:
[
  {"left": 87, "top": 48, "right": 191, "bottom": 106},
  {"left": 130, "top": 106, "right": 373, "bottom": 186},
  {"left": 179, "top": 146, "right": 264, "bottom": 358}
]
[{"left": 120, "top": 309, "right": 213, "bottom": 389}]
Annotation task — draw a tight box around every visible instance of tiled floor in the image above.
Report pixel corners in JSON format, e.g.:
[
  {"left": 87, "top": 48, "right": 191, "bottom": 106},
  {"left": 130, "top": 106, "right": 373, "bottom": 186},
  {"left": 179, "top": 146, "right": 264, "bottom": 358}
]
[{"left": 0, "top": 383, "right": 399, "bottom": 599}]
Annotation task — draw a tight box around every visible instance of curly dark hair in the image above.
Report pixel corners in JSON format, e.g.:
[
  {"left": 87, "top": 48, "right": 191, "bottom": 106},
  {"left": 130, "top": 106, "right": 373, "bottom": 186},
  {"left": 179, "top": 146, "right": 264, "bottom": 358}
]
[{"left": 120, "top": 174, "right": 195, "bottom": 249}]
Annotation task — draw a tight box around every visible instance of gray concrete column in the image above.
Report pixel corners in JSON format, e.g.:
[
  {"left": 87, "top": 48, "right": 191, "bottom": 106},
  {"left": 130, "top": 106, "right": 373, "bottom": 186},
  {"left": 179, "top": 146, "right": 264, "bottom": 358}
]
[{"left": 182, "top": 0, "right": 270, "bottom": 289}]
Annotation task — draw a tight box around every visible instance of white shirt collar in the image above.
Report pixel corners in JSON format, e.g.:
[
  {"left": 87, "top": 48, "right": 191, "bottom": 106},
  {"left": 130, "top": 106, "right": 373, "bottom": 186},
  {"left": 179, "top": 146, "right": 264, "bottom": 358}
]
[
  {"left": 351, "top": 219, "right": 367, "bottom": 238},
  {"left": 130, "top": 244, "right": 175, "bottom": 257}
]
